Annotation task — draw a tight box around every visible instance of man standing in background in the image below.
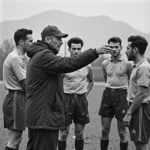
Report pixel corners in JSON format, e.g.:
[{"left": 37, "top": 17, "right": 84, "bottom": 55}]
[
  {"left": 58, "top": 37, "right": 94, "bottom": 150},
  {"left": 123, "top": 35, "right": 150, "bottom": 150},
  {"left": 2, "top": 28, "right": 33, "bottom": 150},
  {"left": 98, "top": 37, "right": 133, "bottom": 150}
]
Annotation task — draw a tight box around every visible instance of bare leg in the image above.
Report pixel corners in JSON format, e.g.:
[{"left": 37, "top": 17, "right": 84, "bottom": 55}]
[
  {"left": 117, "top": 119, "right": 128, "bottom": 150},
  {"left": 58, "top": 125, "right": 70, "bottom": 150},
  {"left": 74, "top": 124, "right": 85, "bottom": 150},
  {"left": 6, "top": 129, "right": 23, "bottom": 149},
  {"left": 100, "top": 117, "right": 112, "bottom": 150},
  {"left": 134, "top": 142, "right": 149, "bottom": 150}
]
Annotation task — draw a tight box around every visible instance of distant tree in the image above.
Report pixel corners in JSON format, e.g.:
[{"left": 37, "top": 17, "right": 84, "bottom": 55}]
[
  {"left": 0, "top": 38, "right": 15, "bottom": 80},
  {"left": 1, "top": 38, "right": 15, "bottom": 55}
]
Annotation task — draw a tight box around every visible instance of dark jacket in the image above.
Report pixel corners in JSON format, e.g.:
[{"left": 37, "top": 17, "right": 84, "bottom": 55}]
[{"left": 26, "top": 40, "right": 98, "bottom": 130}]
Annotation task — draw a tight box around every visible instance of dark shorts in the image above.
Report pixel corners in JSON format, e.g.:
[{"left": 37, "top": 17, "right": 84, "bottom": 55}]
[
  {"left": 2, "top": 90, "right": 25, "bottom": 130},
  {"left": 64, "top": 93, "right": 90, "bottom": 126},
  {"left": 129, "top": 102, "right": 150, "bottom": 144},
  {"left": 98, "top": 87, "right": 128, "bottom": 121}
]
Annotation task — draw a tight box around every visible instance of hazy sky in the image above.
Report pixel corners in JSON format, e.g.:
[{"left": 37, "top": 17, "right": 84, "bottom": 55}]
[{"left": 0, "top": 0, "right": 150, "bottom": 33}]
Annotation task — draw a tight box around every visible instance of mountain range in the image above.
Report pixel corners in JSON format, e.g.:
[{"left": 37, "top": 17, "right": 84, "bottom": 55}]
[{"left": 0, "top": 10, "right": 150, "bottom": 56}]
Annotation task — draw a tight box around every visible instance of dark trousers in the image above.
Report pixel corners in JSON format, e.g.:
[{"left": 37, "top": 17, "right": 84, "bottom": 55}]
[{"left": 26, "top": 128, "right": 59, "bottom": 150}]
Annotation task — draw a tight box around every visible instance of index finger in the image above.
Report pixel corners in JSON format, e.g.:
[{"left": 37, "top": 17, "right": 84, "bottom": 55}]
[
  {"left": 103, "top": 46, "right": 115, "bottom": 51},
  {"left": 103, "top": 45, "right": 111, "bottom": 48}
]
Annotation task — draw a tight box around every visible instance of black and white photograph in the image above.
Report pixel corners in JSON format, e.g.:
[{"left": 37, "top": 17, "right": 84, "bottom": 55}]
[{"left": 0, "top": 0, "right": 150, "bottom": 150}]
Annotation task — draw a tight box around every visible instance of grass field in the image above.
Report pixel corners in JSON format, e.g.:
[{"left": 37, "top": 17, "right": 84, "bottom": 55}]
[{"left": 0, "top": 82, "right": 149, "bottom": 150}]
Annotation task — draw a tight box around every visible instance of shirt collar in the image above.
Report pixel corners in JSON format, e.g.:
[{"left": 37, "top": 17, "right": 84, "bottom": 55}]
[
  {"left": 134, "top": 58, "right": 146, "bottom": 67},
  {"left": 110, "top": 54, "right": 122, "bottom": 62},
  {"left": 14, "top": 48, "right": 25, "bottom": 60}
]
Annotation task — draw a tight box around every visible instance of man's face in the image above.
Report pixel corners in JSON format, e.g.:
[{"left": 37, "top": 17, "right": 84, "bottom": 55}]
[
  {"left": 108, "top": 42, "right": 122, "bottom": 57},
  {"left": 49, "top": 36, "right": 63, "bottom": 52},
  {"left": 23, "top": 34, "right": 33, "bottom": 52},
  {"left": 125, "top": 42, "right": 135, "bottom": 61},
  {"left": 69, "top": 43, "right": 82, "bottom": 56}
]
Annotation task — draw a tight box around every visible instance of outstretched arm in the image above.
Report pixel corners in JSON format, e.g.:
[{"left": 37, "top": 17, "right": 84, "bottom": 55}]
[{"left": 85, "top": 65, "right": 94, "bottom": 97}]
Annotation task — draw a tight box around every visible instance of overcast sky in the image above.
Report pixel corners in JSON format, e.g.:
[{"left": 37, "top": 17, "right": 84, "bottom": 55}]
[{"left": 0, "top": 0, "right": 150, "bottom": 34}]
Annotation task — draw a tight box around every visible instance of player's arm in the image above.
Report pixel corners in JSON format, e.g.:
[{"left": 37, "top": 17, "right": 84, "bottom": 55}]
[
  {"left": 127, "top": 66, "right": 150, "bottom": 114},
  {"left": 123, "top": 66, "right": 150, "bottom": 126},
  {"left": 123, "top": 85, "right": 147, "bottom": 127},
  {"left": 85, "top": 65, "right": 94, "bottom": 97},
  {"left": 126, "top": 62, "right": 133, "bottom": 80},
  {"left": 12, "top": 57, "right": 26, "bottom": 91},
  {"left": 102, "top": 61, "right": 107, "bottom": 83},
  {"left": 127, "top": 85, "right": 147, "bottom": 114}
]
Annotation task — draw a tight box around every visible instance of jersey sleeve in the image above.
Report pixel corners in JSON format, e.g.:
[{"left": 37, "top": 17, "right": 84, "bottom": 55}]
[
  {"left": 102, "top": 60, "right": 107, "bottom": 81},
  {"left": 126, "top": 61, "right": 133, "bottom": 78},
  {"left": 11, "top": 56, "right": 26, "bottom": 81},
  {"left": 137, "top": 66, "right": 150, "bottom": 87}
]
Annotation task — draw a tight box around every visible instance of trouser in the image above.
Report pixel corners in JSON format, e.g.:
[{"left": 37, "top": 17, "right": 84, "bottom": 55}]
[{"left": 26, "top": 128, "right": 59, "bottom": 150}]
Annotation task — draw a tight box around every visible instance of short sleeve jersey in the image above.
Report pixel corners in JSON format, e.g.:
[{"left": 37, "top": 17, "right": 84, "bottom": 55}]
[
  {"left": 63, "top": 64, "right": 94, "bottom": 94},
  {"left": 127, "top": 59, "right": 150, "bottom": 103},
  {"left": 102, "top": 56, "right": 133, "bottom": 89},
  {"left": 3, "top": 49, "right": 26, "bottom": 91}
]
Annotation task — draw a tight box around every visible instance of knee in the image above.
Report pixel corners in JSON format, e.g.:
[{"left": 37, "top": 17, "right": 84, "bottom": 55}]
[
  {"left": 60, "top": 131, "right": 69, "bottom": 141},
  {"left": 134, "top": 142, "right": 148, "bottom": 150},
  {"left": 101, "top": 127, "right": 110, "bottom": 137},
  {"left": 119, "top": 131, "right": 127, "bottom": 138},
  {"left": 75, "top": 132, "right": 83, "bottom": 140},
  {"left": 8, "top": 136, "right": 22, "bottom": 148},
  {"left": 119, "top": 131, "right": 127, "bottom": 141},
  {"left": 15, "top": 136, "right": 22, "bottom": 146}
]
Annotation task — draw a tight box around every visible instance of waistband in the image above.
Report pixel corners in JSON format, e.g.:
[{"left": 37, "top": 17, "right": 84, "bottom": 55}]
[
  {"left": 105, "top": 87, "right": 127, "bottom": 92},
  {"left": 64, "top": 93, "right": 85, "bottom": 98},
  {"left": 129, "top": 101, "right": 150, "bottom": 105},
  {"left": 8, "top": 89, "right": 25, "bottom": 93}
]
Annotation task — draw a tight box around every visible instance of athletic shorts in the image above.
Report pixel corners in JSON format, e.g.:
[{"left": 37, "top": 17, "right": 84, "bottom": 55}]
[
  {"left": 98, "top": 87, "right": 128, "bottom": 121},
  {"left": 129, "top": 102, "right": 150, "bottom": 144},
  {"left": 3, "top": 90, "right": 26, "bottom": 130},
  {"left": 64, "top": 93, "right": 90, "bottom": 126}
]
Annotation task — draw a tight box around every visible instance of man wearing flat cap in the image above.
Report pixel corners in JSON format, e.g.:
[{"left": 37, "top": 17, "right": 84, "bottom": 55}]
[{"left": 25, "top": 25, "right": 114, "bottom": 150}]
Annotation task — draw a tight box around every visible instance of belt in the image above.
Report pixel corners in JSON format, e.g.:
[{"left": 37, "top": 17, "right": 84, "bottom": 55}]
[
  {"left": 65, "top": 93, "right": 85, "bottom": 98},
  {"left": 106, "top": 87, "right": 127, "bottom": 92}
]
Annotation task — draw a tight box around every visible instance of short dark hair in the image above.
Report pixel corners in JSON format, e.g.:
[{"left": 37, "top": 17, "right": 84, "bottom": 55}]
[
  {"left": 128, "top": 35, "right": 148, "bottom": 55},
  {"left": 14, "top": 28, "right": 32, "bottom": 46},
  {"left": 108, "top": 37, "right": 122, "bottom": 46},
  {"left": 67, "top": 37, "right": 84, "bottom": 48}
]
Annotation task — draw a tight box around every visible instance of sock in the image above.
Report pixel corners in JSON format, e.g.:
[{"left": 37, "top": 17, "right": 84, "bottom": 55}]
[
  {"left": 58, "top": 140, "right": 67, "bottom": 150},
  {"left": 5, "top": 146, "right": 18, "bottom": 150},
  {"left": 75, "top": 139, "right": 84, "bottom": 150},
  {"left": 120, "top": 141, "right": 128, "bottom": 150},
  {"left": 100, "top": 139, "right": 109, "bottom": 150}
]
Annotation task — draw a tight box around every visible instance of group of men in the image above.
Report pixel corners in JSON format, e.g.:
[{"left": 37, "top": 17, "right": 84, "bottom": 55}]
[{"left": 2, "top": 25, "right": 150, "bottom": 150}]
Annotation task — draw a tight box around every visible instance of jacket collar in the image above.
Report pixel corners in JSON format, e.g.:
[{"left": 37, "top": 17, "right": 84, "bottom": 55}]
[{"left": 37, "top": 40, "right": 58, "bottom": 55}]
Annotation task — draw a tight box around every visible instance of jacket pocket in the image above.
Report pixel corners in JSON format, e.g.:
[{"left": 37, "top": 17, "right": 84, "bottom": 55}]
[{"left": 51, "top": 93, "right": 63, "bottom": 112}]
